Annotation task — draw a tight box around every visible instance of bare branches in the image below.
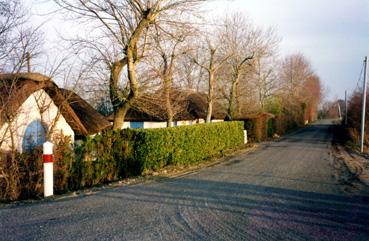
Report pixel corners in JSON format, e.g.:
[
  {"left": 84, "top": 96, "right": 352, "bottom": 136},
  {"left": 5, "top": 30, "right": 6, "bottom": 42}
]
[
  {"left": 0, "top": 0, "right": 44, "bottom": 73},
  {"left": 54, "top": 0, "right": 208, "bottom": 129}
]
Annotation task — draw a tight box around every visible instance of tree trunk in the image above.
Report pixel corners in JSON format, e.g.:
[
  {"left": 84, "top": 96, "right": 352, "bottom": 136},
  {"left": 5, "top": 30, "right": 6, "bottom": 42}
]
[
  {"left": 113, "top": 103, "right": 130, "bottom": 129},
  {"left": 110, "top": 13, "right": 155, "bottom": 129},
  {"left": 109, "top": 58, "right": 128, "bottom": 129},
  {"left": 206, "top": 70, "right": 215, "bottom": 123},
  {"left": 228, "top": 70, "right": 240, "bottom": 120},
  {"left": 164, "top": 77, "right": 173, "bottom": 127}
]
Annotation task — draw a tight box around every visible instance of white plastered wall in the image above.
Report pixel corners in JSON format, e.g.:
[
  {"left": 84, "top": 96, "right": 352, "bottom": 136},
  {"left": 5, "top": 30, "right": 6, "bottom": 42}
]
[
  {"left": 0, "top": 89, "right": 74, "bottom": 153},
  {"left": 121, "top": 121, "right": 167, "bottom": 129},
  {"left": 144, "top": 122, "right": 167, "bottom": 128},
  {"left": 122, "top": 122, "right": 130, "bottom": 129},
  {"left": 211, "top": 119, "right": 224, "bottom": 123}
]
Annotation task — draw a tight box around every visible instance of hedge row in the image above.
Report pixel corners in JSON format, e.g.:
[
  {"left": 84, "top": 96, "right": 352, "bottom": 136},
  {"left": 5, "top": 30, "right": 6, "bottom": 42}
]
[
  {"left": 71, "top": 121, "right": 244, "bottom": 188},
  {"left": 1, "top": 121, "right": 244, "bottom": 200},
  {"left": 134, "top": 121, "right": 244, "bottom": 171}
]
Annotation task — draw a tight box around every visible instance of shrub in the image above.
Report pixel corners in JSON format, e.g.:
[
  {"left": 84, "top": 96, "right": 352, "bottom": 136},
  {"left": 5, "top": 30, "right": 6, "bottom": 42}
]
[
  {"left": 132, "top": 121, "right": 244, "bottom": 172},
  {"left": 1, "top": 121, "right": 244, "bottom": 200},
  {"left": 241, "top": 114, "right": 274, "bottom": 142},
  {"left": 70, "top": 121, "right": 243, "bottom": 186}
]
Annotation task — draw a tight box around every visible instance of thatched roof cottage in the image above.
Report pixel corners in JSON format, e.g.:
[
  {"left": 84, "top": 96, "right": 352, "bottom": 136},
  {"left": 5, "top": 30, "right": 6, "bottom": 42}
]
[{"left": 0, "top": 73, "right": 110, "bottom": 153}]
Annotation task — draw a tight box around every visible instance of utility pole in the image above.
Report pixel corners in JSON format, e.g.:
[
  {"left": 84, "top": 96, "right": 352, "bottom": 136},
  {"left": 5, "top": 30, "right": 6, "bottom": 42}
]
[
  {"left": 360, "top": 56, "right": 368, "bottom": 153},
  {"left": 345, "top": 90, "right": 348, "bottom": 125}
]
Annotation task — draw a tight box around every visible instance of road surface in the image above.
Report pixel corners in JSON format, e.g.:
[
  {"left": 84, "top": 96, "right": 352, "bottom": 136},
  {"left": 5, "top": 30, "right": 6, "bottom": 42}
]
[{"left": 1, "top": 120, "right": 369, "bottom": 241}]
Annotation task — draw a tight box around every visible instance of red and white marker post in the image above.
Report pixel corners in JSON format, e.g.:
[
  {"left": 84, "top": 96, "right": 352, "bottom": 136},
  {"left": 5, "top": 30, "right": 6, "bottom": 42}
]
[{"left": 43, "top": 141, "right": 54, "bottom": 197}]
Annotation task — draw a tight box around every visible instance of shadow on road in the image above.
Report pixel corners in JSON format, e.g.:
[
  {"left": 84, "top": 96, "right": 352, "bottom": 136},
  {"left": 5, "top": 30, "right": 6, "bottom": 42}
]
[{"left": 97, "top": 178, "right": 369, "bottom": 239}]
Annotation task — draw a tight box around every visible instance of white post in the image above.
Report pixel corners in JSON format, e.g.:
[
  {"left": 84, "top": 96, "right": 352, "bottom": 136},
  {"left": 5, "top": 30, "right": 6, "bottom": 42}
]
[
  {"left": 361, "top": 56, "right": 368, "bottom": 153},
  {"left": 244, "top": 130, "right": 248, "bottom": 144},
  {"left": 43, "top": 141, "right": 54, "bottom": 197},
  {"left": 337, "top": 103, "right": 342, "bottom": 120}
]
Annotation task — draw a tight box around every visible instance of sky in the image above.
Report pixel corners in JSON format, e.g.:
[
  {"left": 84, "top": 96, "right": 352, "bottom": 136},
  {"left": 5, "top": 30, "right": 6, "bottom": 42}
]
[
  {"left": 29, "top": 0, "right": 369, "bottom": 101},
  {"left": 207, "top": 0, "right": 369, "bottom": 100}
]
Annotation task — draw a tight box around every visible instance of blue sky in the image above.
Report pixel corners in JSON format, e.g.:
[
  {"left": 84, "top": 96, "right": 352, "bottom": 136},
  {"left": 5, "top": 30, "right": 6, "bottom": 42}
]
[{"left": 30, "top": 0, "right": 369, "bottom": 101}]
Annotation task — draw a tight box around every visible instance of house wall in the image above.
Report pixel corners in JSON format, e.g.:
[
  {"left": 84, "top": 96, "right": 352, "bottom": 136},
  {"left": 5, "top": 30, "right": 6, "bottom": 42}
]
[
  {"left": 176, "top": 120, "right": 191, "bottom": 126},
  {"left": 211, "top": 119, "right": 224, "bottom": 123},
  {"left": 118, "top": 119, "right": 224, "bottom": 129},
  {"left": 122, "top": 122, "right": 130, "bottom": 129},
  {"left": 144, "top": 122, "right": 167, "bottom": 129},
  {"left": 0, "top": 89, "right": 75, "bottom": 153},
  {"left": 198, "top": 119, "right": 205, "bottom": 124}
]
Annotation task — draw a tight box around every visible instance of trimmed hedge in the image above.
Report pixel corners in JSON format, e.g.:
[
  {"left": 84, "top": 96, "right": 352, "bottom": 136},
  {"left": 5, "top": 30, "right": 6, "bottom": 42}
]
[
  {"left": 133, "top": 121, "right": 244, "bottom": 171},
  {"left": 1, "top": 121, "right": 244, "bottom": 200},
  {"left": 70, "top": 121, "right": 244, "bottom": 189}
]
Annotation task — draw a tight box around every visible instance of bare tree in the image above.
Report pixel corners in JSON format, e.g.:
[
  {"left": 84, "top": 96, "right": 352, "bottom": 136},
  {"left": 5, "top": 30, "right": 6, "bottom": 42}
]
[
  {"left": 176, "top": 54, "right": 206, "bottom": 91},
  {"left": 145, "top": 23, "right": 195, "bottom": 127},
  {"left": 191, "top": 34, "right": 233, "bottom": 123},
  {"left": 0, "top": 0, "right": 24, "bottom": 62},
  {"left": 216, "top": 13, "right": 282, "bottom": 119},
  {"left": 218, "top": 14, "right": 255, "bottom": 119},
  {"left": 278, "top": 53, "right": 321, "bottom": 126},
  {"left": 54, "top": 0, "right": 207, "bottom": 129},
  {"left": 254, "top": 57, "right": 278, "bottom": 111},
  {"left": 0, "top": 0, "right": 44, "bottom": 73}
]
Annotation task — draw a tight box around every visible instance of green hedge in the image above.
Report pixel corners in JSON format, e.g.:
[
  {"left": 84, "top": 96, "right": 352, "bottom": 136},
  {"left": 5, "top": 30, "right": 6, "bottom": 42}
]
[
  {"left": 70, "top": 121, "right": 243, "bottom": 188},
  {"left": 133, "top": 121, "right": 244, "bottom": 171},
  {"left": 1, "top": 121, "right": 244, "bottom": 200}
]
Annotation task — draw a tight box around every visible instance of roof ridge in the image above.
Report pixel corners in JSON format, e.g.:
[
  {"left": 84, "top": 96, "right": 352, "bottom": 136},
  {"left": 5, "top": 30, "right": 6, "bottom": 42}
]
[{"left": 0, "top": 72, "right": 51, "bottom": 82}]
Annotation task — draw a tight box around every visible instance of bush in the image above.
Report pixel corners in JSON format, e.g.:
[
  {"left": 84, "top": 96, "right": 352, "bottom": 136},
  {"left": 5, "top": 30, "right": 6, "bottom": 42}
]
[
  {"left": 133, "top": 121, "right": 244, "bottom": 172},
  {"left": 241, "top": 114, "right": 274, "bottom": 142},
  {"left": 73, "top": 121, "right": 244, "bottom": 182},
  {"left": 1, "top": 121, "right": 244, "bottom": 200}
]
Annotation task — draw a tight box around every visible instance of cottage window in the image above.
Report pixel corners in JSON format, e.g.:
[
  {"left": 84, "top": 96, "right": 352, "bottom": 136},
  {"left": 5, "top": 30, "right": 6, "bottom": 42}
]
[{"left": 22, "top": 119, "right": 46, "bottom": 153}]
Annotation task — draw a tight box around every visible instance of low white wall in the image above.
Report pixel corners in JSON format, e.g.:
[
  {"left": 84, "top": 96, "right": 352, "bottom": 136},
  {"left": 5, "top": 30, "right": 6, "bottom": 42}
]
[
  {"left": 122, "top": 122, "right": 130, "bottom": 129},
  {"left": 211, "top": 119, "right": 224, "bottom": 123},
  {"left": 119, "top": 119, "right": 225, "bottom": 130},
  {"left": 144, "top": 122, "right": 167, "bottom": 129},
  {"left": 176, "top": 120, "right": 191, "bottom": 126}
]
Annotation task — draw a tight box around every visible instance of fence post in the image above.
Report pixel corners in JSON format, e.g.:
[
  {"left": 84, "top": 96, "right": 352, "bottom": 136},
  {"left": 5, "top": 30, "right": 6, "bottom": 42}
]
[
  {"left": 244, "top": 130, "right": 248, "bottom": 144},
  {"left": 43, "top": 141, "right": 54, "bottom": 197}
]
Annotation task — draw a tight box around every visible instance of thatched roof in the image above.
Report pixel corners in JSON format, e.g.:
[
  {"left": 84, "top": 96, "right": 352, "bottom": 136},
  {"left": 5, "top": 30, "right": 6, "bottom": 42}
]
[
  {"left": 186, "top": 92, "right": 227, "bottom": 120},
  {"left": 59, "top": 89, "right": 112, "bottom": 134},
  {"left": 108, "top": 90, "right": 227, "bottom": 122},
  {"left": 0, "top": 72, "right": 111, "bottom": 135}
]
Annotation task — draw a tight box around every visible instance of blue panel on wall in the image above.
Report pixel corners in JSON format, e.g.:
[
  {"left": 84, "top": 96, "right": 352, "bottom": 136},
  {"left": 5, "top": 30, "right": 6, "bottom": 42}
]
[{"left": 130, "top": 121, "right": 144, "bottom": 128}]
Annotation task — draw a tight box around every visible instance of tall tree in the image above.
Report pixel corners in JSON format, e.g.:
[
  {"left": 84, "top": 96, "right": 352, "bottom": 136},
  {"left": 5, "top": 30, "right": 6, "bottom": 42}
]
[
  {"left": 216, "top": 13, "right": 280, "bottom": 118},
  {"left": 278, "top": 53, "right": 321, "bottom": 125},
  {"left": 192, "top": 36, "right": 233, "bottom": 123},
  {"left": 148, "top": 25, "right": 192, "bottom": 127},
  {"left": 55, "top": 0, "right": 206, "bottom": 129}
]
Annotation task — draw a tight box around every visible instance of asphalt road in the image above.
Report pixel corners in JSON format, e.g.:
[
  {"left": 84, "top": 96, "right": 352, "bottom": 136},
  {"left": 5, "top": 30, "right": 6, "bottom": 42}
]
[{"left": 1, "top": 120, "right": 369, "bottom": 241}]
